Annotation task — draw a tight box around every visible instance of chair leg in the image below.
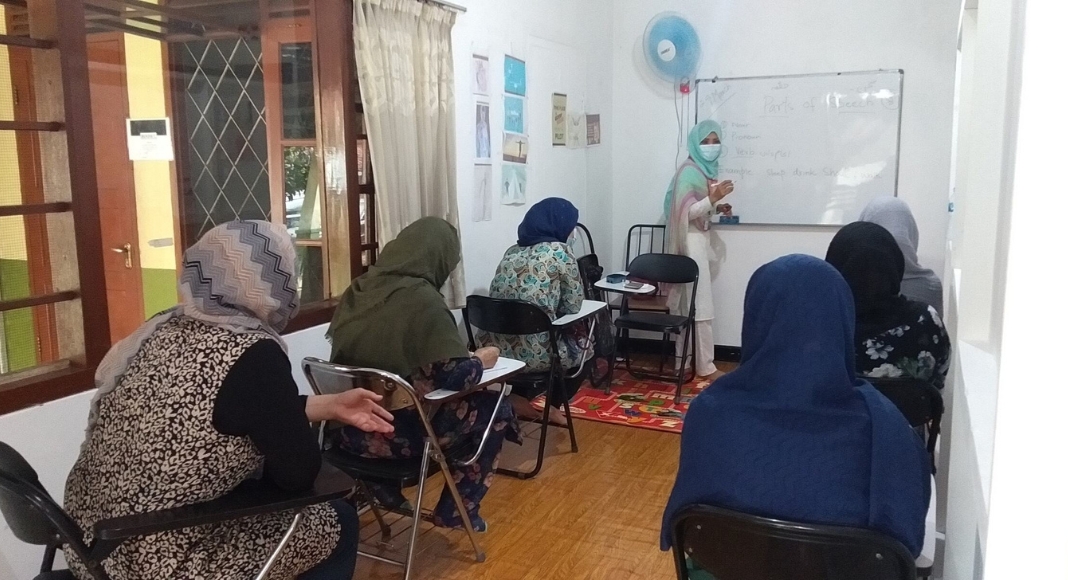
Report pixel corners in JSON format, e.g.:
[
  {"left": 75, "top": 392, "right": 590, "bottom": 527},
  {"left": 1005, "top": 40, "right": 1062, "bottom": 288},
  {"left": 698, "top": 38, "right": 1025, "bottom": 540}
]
[
  {"left": 436, "top": 454, "right": 486, "bottom": 563},
  {"left": 659, "top": 331, "right": 670, "bottom": 375},
  {"left": 675, "top": 325, "right": 693, "bottom": 405},
  {"left": 254, "top": 510, "right": 304, "bottom": 580},
  {"left": 560, "top": 379, "right": 579, "bottom": 453},
  {"left": 498, "top": 389, "right": 550, "bottom": 480},
  {"left": 605, "top": 325, "right": 621, "bottom": 395},
  {"left": 403, "top": 441, "right": 432, "bottom": 580},
  {"left": 356, "top": 480, "right": 392, "bottom": 541}
]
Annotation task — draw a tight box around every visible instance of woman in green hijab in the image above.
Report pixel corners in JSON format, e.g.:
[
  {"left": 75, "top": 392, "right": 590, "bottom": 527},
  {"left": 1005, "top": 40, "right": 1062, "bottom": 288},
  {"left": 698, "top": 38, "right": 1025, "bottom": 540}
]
[
  {"left": 663, "top": 120, "right": 736, "bottom": 381},
  {"left": 327, "top": 217, "right": 519, "bottom": 532}
]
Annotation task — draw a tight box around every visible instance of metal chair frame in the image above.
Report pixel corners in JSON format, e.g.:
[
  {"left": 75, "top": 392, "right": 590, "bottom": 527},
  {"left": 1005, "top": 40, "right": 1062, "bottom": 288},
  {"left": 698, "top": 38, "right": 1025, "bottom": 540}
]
[
  {"left": 0, "top": 442, "right": 349, "bottom": 580},
  {"left": 302, "top": 360, "right": 503, "bottom": 579}
]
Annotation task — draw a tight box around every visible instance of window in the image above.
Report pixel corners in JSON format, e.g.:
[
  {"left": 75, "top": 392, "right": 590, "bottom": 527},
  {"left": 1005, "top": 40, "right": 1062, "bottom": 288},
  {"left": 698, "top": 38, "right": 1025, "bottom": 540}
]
[{"left": 0, "top": 0, "right": 372, "bottom": 413}]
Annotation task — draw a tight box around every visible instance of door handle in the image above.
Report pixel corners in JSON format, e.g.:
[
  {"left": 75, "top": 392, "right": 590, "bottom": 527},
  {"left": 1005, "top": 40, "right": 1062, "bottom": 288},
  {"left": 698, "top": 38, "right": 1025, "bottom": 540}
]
[{"left": 111, "top": 243, "right": 132, "bottom": 269}]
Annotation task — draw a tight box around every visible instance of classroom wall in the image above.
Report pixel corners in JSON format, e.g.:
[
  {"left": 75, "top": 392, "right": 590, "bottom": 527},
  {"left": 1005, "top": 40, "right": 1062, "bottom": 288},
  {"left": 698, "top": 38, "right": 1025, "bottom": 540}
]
[
  {"left": 0, "top": 323, "right": 331, "bottom": 578},
  {"left": 451, "top": 0, "right": 614, "bottom": 294},
  {"left": 608, "top": 0, "right": 960, "bottom": 345}
]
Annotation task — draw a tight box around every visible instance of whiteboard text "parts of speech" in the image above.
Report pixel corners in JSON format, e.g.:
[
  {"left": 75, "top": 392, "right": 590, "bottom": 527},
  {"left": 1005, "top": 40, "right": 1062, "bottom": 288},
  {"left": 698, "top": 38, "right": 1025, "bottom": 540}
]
[{"left": 760, "top": 94, "right": 899, "bottom": 117}]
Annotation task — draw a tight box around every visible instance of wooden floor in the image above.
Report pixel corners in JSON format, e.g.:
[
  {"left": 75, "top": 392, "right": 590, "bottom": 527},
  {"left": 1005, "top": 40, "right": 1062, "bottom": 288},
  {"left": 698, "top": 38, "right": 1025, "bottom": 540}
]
[{"left": 354, "top": 419, "right": 682, "bottom": 580}]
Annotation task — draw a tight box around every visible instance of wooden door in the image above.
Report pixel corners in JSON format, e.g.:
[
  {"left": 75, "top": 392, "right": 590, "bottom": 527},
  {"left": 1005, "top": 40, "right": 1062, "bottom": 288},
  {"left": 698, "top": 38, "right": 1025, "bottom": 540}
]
[{"left": 87, "top": 35, "right": 144, "bottom": 343}]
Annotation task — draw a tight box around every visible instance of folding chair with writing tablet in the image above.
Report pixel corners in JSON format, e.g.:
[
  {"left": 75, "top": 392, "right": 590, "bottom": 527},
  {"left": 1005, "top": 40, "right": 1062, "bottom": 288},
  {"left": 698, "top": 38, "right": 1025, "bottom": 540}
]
[
  {"left": 302, "top": 359, "right": 507, "bottom": 580},
  {"left": 0, "top": 441, "right": 354, "bottom": 580},
  {"left": 612, "top": 253, "right": 700, "bottom": 404},
  {"left": 462, "top": 295, "right": 580, "bottom": 480}
]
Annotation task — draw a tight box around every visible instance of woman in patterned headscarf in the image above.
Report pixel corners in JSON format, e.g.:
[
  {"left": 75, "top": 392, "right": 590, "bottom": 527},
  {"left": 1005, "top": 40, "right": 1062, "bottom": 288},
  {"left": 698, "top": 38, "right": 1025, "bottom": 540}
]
[{"left": 64, "top": 221, "right": 394, "bottom": 580}]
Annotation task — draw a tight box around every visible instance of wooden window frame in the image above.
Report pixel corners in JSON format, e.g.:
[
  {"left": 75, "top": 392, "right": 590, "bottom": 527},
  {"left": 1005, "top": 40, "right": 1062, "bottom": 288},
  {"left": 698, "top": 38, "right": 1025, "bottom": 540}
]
[
  {"left": 0, "top": 0, "right": 368, "bottom": 414},
  {"left": 0, "top": 0, "right": 111, "bottom": 414}
]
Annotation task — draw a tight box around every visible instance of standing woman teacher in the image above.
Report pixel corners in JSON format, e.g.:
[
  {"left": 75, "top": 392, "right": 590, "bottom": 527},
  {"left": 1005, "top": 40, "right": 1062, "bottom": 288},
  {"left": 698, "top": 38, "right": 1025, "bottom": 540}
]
[{"left": 664, "top": 120, "right": 735, "bottom": 380}]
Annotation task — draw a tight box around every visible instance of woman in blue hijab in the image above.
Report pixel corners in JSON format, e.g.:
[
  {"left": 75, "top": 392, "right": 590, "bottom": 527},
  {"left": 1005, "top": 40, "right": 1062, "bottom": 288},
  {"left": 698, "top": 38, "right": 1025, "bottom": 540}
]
[
  {"left": 480, "top": 198, "right": 587, "bottom": 424},
  {"left": 661, "top": 255, "right": 930, "bottom": 570}
]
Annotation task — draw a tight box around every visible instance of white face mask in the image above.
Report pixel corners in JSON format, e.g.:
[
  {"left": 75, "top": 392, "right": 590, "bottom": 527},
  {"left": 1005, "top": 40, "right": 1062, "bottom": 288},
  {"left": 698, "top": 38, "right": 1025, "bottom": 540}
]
[{"left": 699, "top": 143, "right": 722, "bottom": 162}]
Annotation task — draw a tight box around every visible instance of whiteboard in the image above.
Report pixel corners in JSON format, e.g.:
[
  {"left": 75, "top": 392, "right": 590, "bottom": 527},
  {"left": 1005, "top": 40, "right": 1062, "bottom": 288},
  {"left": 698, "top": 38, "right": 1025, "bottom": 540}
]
[{"left": 694, "top": 70, "right": 903, "bottom": 226}]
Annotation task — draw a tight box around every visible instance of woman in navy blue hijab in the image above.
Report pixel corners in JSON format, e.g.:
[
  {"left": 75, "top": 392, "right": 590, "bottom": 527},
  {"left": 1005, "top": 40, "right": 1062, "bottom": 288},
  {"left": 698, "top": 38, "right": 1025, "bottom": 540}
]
[{"left": 661, "top": 254, "right": 930, "bottom": 559}]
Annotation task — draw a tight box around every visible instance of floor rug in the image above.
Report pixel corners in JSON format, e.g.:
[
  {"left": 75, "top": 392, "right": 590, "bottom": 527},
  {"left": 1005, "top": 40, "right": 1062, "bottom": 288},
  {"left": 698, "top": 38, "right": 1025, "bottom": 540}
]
[{"left": 532, "top": 369, "right": 713, "bottom": 435}]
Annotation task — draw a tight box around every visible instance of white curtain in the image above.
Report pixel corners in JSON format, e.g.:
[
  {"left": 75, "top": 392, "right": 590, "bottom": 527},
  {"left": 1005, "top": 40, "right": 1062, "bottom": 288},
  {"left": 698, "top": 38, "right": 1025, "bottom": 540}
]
[{"left": 354, "top": 0, "right": 465, "bottom": 306}]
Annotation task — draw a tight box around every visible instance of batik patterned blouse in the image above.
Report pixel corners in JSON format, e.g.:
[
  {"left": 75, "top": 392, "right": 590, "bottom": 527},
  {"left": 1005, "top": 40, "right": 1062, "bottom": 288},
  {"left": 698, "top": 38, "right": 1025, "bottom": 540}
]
[
  {"left": 480, "top": 242, "right": 586, "bottom": 371},
  {"left": 856, "top": 304, "right": 951, "bottom": 389}
]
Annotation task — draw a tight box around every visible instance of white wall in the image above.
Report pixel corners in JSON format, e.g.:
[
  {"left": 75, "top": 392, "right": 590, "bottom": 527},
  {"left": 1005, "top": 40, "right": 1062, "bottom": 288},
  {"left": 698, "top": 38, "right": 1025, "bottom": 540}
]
[
  {"left": 609, "top": 0, "right": 959, "bottom": 345},
  {"left": 451, "top": 0, "right": 614, "bottom": 295},
  {"left": 0, "top": 324, "right": 331, "bottom": 578}
]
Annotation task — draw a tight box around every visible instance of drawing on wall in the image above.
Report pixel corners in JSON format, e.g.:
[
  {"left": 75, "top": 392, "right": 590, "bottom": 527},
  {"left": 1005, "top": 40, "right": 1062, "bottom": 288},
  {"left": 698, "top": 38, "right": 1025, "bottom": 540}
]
[
  {"left": 567, "top": 113, "right": 586, "bottom": 149},
  {"left": 503, "top": 133, "right": 529, "bottom": 164},
  {"left": 473, "top": 163, "right": 492, "bottom": 222},
  {"left": 504, "top": 96, "right": 526, "bottom": 135},
  {"left": 501, "top": 163, "right": 527, "bottom": 205},
  {"left": 552, "top": 94, "right": 567, "bottom": 146},
  {"left": 586, "top": 114, "right": 601, "bottom": 146},
  {"left": 472, "top": 54, "right": 489, "bottom": 95},
  {"left": 475, "top": 101, "right": 491, "bottom": 160},
  {"left": 504, "top": 55, "right": 527, "bottom": 97}
]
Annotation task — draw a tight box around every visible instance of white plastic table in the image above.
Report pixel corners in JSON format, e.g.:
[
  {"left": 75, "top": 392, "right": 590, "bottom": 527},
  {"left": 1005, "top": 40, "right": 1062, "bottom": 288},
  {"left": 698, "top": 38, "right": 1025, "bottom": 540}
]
[{"left": 594, "top": 271, "right": 656, "bottom": 296}]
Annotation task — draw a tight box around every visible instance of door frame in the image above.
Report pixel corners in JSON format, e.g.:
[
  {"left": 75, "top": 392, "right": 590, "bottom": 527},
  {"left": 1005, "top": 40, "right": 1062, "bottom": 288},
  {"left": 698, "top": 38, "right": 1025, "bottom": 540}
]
[{"left": 86, "top": 31, "right": 145, "bottom": 342}]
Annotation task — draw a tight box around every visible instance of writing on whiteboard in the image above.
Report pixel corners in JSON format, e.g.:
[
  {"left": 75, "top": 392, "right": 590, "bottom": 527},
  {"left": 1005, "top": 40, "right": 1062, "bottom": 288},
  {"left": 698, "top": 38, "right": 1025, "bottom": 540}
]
[{"left": 695, "top": 71, "right": 903, "bottom": 225}]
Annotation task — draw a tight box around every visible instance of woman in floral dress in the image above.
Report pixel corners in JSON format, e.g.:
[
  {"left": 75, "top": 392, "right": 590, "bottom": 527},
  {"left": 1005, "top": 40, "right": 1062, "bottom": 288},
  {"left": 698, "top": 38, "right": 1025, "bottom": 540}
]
[
  {"left": 479, "top": 198, "right": 588, "bottom": 424},
  {"left": 826, "top": 221, "right": 951, "bottom": 389}
]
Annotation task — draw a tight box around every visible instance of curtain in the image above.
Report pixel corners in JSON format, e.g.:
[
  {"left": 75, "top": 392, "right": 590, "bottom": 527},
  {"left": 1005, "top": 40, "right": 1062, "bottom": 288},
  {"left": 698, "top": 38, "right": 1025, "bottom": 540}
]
[{"left": 354, "top": 0, "right": 465, "bottom": 307}]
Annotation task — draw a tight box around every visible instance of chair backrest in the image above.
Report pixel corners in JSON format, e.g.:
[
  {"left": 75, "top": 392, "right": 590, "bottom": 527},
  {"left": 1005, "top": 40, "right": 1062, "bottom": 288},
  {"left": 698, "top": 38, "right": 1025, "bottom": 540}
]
[
  {"left": 625, "top": 224, "right": 666, "bottom": 268},
  {"left": 865, "top": 378, "right": 943, "bottom": 428},
  {"left": 570, "top": 222, "right": 596, "bottom": 258},
  {"left": 628, "top": 253, "right": 699, "bottom": 285},
  {"left": 302, "top": 358, "right": 422, "bottom": 412},
  {"left": 671, "top": 504, "right": 917, "bottom": 580},
  {"left": 0, "top": 442, "right": 109, "bottom": 580},
  {"left": 463, "top": 295, "right": 554, "bottom": 344}
]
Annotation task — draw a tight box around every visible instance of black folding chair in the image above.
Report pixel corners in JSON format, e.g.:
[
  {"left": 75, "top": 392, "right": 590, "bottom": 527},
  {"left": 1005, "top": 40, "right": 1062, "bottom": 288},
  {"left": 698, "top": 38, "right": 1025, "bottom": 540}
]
[
  {"left": 867, "top": 377, "right": 944, "bottom": 471},
  {"left": 671, "top": 504, "right": 919, "bottom": 580},
  {"left": 462, "top": 295, "right": 579, "bottom": 480},
  {"left": 605, "top": 224, "right": 672, "bottom": 317},
  {"left": 0, "top": 442, "right": 354, "bottom": 580},
  {"left": 302, "top": 360, "right": 501, "bottom": 580},
  {"left": 612, "top": 253, "right": 699, "bottom": 403},
  {"left": 571, "top": 223, "right": 615, "bottom": 391}
]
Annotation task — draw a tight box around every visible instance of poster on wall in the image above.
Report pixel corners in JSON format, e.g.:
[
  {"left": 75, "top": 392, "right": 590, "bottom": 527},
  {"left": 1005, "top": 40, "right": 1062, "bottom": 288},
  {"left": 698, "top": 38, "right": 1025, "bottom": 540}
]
[
  {"left": 504, "top": 96, "right": 526, "bottom": 135},
  {"left": 473, "top": 163, "right": 492, "bottom": 222},
  {"left": 567, "top": 113, "right": 586, "bottom": 149},
  {"left": 472, "top": 54, "right": 489, "bottom": 96},
  {"left": 475, "top": 101, "right": 491, "bottom": 161},
  {"left": 127, "top": 118, "right": 174, "bottom": 161},
  {"left": 503, "top": 133, "right": 529, "bottom": 164},
  {"left": 586, "top": 114, "right": 601, "bottom": 146},
  {"left": 501, "top": 163, "right": 527, "bottom": 205},
  {"left": 552, "top": 94, "right": 567, "bottom": 146},
  {"left": 504, "top": 55, "right": 526, "bottom": 97}
]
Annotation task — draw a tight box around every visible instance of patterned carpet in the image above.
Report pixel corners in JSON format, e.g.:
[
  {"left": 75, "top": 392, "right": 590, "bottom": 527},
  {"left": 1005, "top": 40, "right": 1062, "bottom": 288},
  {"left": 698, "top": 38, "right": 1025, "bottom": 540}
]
[{"left": 533, "top": 362, "right": 717, "bottom": 434}]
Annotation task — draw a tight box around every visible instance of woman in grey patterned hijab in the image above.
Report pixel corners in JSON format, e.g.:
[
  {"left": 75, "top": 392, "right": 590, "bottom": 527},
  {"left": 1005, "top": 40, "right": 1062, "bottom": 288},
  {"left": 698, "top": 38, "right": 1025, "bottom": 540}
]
[{"left": 859, "top": 197, "right": 945, "bottom": 316}]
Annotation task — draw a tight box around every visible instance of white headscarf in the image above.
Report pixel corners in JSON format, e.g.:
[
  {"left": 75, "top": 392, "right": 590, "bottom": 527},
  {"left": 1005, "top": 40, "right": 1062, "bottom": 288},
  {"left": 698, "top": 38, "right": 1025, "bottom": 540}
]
[{"left": 859, "top": 198, "right": 944, "bottom": 315}]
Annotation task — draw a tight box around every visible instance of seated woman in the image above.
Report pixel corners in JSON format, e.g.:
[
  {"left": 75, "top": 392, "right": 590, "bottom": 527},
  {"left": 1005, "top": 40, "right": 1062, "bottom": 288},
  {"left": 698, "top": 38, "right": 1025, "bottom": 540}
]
[
  {"left": 661, "top": 255, "right": 931, "bottom": 577},
  {"left": 479, "top": 197, "right": 588, "bottom": 424},
  {"left": 860, "top": 197, "right": 945, "bottom": 316},
  {"left": 65, "top": 221, "right": 394, "bottom": 580},
  {"left": 826, "top": 222, "right": 951, "bottom": 389},
  {"left": 327, "top": 217, "right": 518, "bottom": 532}
]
